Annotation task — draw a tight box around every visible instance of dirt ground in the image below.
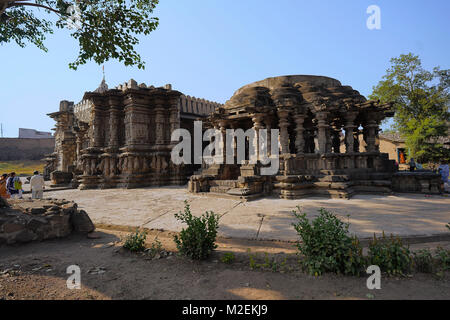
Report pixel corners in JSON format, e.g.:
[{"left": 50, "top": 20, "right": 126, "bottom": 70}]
[{"left": 0, "top": 228, "right": 449, "bottom": 300}]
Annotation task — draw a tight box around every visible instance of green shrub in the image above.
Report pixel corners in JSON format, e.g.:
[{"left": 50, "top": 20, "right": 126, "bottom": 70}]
[
  {"left": 221, "top": 252, "right": 236, "bottom": 264},
  {"left": 123, "top": 229, "right": 147, "bottom": 252},
  {"left": 435, "top": 247, "right": 450, "bottom": 271},
  {"left": 367, "top": 233, "right": 412, "bottom": 275},
  {"left": 292, "top": 207, "right": 365, "bottom": 276},
  {"left": 174, "top": 201, "right": 220, "bottom": 260},
  {"left": 413, "top": 249, "right": 434, "bottom": 273}
]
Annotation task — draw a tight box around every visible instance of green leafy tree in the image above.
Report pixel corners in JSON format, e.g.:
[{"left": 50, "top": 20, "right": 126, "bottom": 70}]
[
  {"left": 0, "top": 0, "right": 159, "bottom": 69},
  {"left": 369, "top": 53, "right": 450, "bottom": 162}
]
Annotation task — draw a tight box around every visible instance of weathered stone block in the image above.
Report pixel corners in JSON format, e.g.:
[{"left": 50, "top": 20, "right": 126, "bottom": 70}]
[
  {"left": 31, "top": 207, "right": 46, "bottom": 215},
  {"left": 70, "top": 210, "right": 95, "bottom": 233},
  {"left": 0, "top": 197, "right": 9, "bottom": 208},
  {"left": 2, "top": 222, "right": 26, "bottom": 234},
  {"left": 14, "top": 230, "right": 37, "bottom": 243}
]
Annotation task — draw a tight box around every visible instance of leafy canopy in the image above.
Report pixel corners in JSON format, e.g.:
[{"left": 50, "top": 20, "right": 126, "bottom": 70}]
[
  {"left": 369, "top": 53, "right": 450, "bottom": 163},
  {"left": 0, "top": 0, "right": 159, "bottom": 69}
]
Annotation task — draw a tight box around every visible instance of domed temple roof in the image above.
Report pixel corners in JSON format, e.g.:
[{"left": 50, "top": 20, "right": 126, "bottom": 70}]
[
  {"left": 233, "top": 75, "right": 342, "bottom": 95},
  {"left": 224, "top": 75, "right": 369, "bottom": 114}
]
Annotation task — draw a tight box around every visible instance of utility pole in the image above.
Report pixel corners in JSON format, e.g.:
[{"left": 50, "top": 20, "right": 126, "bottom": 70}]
[{"left": 0, "top": 123, "right": 3, "bottom": 137}]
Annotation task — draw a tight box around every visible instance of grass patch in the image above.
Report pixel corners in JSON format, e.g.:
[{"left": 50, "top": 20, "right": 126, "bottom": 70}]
[{"left": 0, "top": 161, "right": 45, "bottom": 176}]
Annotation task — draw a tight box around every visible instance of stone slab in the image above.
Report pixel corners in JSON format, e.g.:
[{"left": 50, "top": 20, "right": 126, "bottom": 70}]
[{"left": 42, "top": 187, "right": 450, "bottom": 241}]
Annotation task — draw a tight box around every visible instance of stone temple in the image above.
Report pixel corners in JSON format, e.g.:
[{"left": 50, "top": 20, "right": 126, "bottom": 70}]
[
  {"left": 188, "top": 75, "right": 442, "bottom": 199},
  {"left": 46, "top": 75, "right": 443, "bottom": 198},
  {"left": 45, "top": 79, "right": 222, "bottom": 189}
]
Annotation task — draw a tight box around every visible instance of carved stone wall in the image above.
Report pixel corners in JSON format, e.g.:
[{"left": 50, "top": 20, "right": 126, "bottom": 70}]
[{"left": 47, "top": 80, "right": 222, "bottom": 189}]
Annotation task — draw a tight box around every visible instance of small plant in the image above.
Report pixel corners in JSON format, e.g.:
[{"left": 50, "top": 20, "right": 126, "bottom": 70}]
[
  {"left": 123, "top": 229, "right": 147, "bottom": 253},
  {"left": 413, "top": 249, "right": 434, "bottom": 273},
  {"left": 367, "top": 233, "right": 412, "bottom": 276},
  {"left": 174, "top": 201, "right": 220, "bottom": 260},
  {"left": 446, "top": 223, "right": 450, "bottom": 232},
  {"left": 292, "top": 207, "right": 365, "bottom": 276},
  {"left": 248, "top": 250, "right": 258, "bottom": 270},
  {"left": 247, "top": 250, "right": 287, "bottom": 272},
  {"left": 435, "top": 247, "right": 450, "bottom": 271},
  {"left": 221, "top": 252, "right": 236, "bottom": 264},
  {"left": 146, "top": 237, "right": 163, "bottom": 259}
]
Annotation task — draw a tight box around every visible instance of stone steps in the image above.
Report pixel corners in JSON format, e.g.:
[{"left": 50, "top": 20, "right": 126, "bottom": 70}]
[
  {"left": 210, "top": 180, "right": 239, "bottom": 188},
  {"left": 352, "top": 186, "right": 392, "bottom": 194},
  {"left": 355, "top": 180, "right": 392, "bottom": 187},
  {"left": 210, "top": 186, "right": 233, "bottom": 193},
  {"left": 209, "top": 180, "right": 240, "bottom": 194}
]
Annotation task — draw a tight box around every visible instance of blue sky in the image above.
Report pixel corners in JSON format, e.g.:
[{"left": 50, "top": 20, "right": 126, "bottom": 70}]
[{"left": 0, "top": 0, "right": 449, "bottom": 137}]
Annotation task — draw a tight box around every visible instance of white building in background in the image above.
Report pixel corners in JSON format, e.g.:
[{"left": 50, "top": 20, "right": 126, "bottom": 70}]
[{"left": 18, "top": 128, "right": 53, "bottom": 139}]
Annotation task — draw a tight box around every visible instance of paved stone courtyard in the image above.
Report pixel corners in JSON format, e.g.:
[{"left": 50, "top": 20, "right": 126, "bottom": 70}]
[{"left": 42, "top": 187, "right": 450, "bottom": 241}]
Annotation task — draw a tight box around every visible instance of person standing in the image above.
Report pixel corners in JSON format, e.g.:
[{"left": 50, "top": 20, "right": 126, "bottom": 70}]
[
  {"left": 30, "top": 171, "right": 45, "bottom": 200},
  {"left": 0, "top": 174, "right": 10, "bottom": 199},
  {"left": 438, "top": 162, "right": 449, "bottom": 184},
  {"left": 409, "top": 158, "right": 416, "bottom": 172},
  {"left": 6, "top": 172, "right": 19, "bottom": 199}
]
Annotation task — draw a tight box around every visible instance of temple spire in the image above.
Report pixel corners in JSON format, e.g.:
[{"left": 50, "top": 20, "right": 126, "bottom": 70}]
[{"left": 95, "top": 65, "right": 108, "bottom": 93}]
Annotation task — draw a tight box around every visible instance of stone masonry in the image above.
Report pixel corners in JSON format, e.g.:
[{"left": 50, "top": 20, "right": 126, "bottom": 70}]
[
  {"left": 45, "top": 79, "right": 222, "bottom": 189},
  {"left": 0, "top": 198, "right": 95, "bottom": 246}
]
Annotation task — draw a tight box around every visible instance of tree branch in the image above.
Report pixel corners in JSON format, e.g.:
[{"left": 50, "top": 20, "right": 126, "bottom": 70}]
[
  {"left": 0, "top": 2, "right": 8, "bottom": 17},
  {"left": 7, "top": 1, "right": 64, "bottom": 15}
]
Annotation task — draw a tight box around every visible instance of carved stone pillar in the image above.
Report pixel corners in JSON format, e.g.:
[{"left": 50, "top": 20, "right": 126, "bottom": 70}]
[
  {"left": 264, "top": 119, "right": 272, "bottom": 156},
  {"left": 344, "top": 112, "right": 358, "bottom": 154},
  {"left": 155, "top": 108, "right": 165, "bottom": 145},
  {"left": 366, "top": 118, "right": 380, "bottom": 152},
  {"left": 277, "top": 109, "right": 290, "bottom": 155},
  {"left": 316, "top": 112, "right": 329, "bottom": 154},
  {"left": 124, "top": 108, "right": 133, "bottom": 147},
  {"left": 252, "top": 114, "right": 264, "bottom": 161},
  {"left": 219, "top": 120, "right": 227, "bottom": 164},
  {"left": 76, "top": 134, "right": 83, "bottom": 160},
  {"left": 294, "top": 115, "right": 305, "bottom": 155},
  {"left": 353, "top": 129, "right": 361, "bottom": 153},
  {"left": 92, "top": 111, "right": 103, "bottom": 148},
  {"left": 169, "top": 108, "right": 180, "bottom": 139},
  {"left": 109, "top": 107, "right": 120, "bottom": 149}
]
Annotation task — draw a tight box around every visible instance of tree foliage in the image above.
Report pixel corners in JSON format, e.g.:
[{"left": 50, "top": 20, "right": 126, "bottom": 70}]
[
  {"left": 0, "top": 0, "right": 159, "bottom": 69},
  {"left": 369, "top": 53, "right": 450, "bottom": 163}
]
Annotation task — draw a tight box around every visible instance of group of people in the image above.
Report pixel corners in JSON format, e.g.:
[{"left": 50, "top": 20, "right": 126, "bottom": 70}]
[{"left": 0, "top": 171, "right": 45, "bottom": 200}]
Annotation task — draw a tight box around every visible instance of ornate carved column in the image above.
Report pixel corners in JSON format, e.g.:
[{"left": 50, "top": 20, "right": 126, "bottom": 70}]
[
  {"left": 169, "top": 109, "right": 180, "bottom": 138},
  {"left": 218, "top": 120, "right": 228, "bottom": 164},
  {"left": 264, "top": 119, "right": 272, "bottom": 156},
  {"left": 124, "top": 107, "right": 134, "bottom": 147},
  {"left": 294, "top": 114, "right": 305, "bottom": 155},
  {"left": 366, "top": 116, "right": 380, "bottom": 152},
  {"left": 76, "top": 133, "right": 83, "bottom": 160},
  {"left": 109, "top": 107, "right": 120, "bottom": 149},
  {"left": 169, "top": 95, "right": 181, "bottom": 145},
  {"left": 353, "top": 129, "right": 361, "bottom": 153},
  {"left": 155, "top": 108, "right": 165, "bottom": 145},
  {"left": 344, "top": 112, "right": 358, "bottom": 154},
  {"left": 92, "top": 110, "right": 103, "bottom": 148},
  {"left": 316, "top": 112, "right": 329, "bottom": 154},
  {"left": 252, "top": 114, "right": 264, "bottom": 162},
  {"left": 230, "top": 123, "right": 238, "bottom": 163},
  {"left": 277, "top": 109, "right": 290, "bottom": 155}
]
